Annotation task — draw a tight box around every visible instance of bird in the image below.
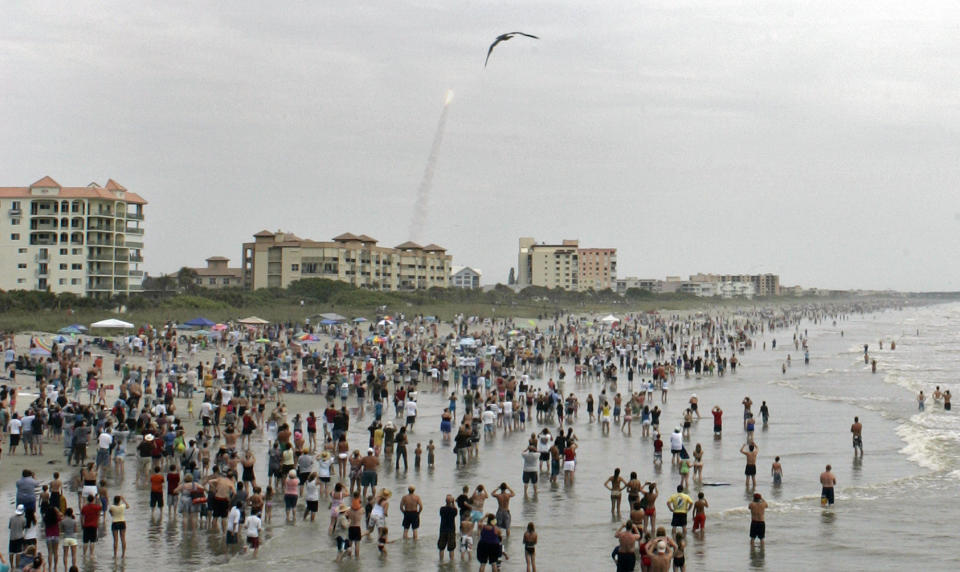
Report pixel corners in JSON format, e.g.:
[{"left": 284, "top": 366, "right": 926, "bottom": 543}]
[{"left": 484, "top": 32, "right": 539, "bottom": 67}]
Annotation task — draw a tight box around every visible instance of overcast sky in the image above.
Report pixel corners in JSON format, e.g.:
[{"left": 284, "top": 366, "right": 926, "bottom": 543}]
[{"left": 2, "top": 1, "right": 959, "bottom": 291}]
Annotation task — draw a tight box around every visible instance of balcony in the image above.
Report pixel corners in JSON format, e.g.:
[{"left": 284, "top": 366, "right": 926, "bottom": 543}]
[
  {"left": 129, "top": 255, "right": 143, "bottom": 263},
  {"left": 88, "top": 268, "right": 113, "bottom": 277},
  {"left": 87, "top": 224, "right": 113, "bottom": 232},
  {"left": 125, "top": 227, "right": 144, "bottom": 235},
  {"left": 126, "top": 241, "right": 143, "bottom": 249},
  {"left": 126, "top": 212, "right": 144, "bottom": 220},
  {"left": 89, "top": 211, "right": 114, "bottom": 218},
  {"left": 128, "top": 270, "right": 144, "bottom": 277},
  {"left": 88, "top": 254, "right": 112, "bottom": 261},
  {"left": 9, "top": 208, "right": 21, "bottom": 216}
]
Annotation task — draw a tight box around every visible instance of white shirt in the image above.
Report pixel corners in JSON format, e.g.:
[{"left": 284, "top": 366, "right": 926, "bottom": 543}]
[
  {"left": 481, "top": 410, "right": 495, "bottom": 425},
  {"left": 98, "top": 432, "right": 113, "bottom": 450},
  {"left": 404, "top": 401, "right": 418, "bottom": 418},
  {"left": 670, "top": 432, "right": 683, "bottom": 451},
  {"left": 245, "top": 514, "right": 262, "bottom": 538},
  {"left": 220, "top": 389, "right": 233, "bottom": 406},
  {"left": 226, "top": 506, "right": 241, "bottom": 533},
  {"left": 304, "top": 480, "right": 320, "bottom": 502},
  {"left": 8, "top": 418, "right": 21, "bottom": 435}
]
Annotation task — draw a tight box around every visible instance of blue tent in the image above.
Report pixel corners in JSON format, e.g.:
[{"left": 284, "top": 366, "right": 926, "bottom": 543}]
[
  {"left": 184, "top": 317, "right": 215, "bottom": 327},
  {"left": 319, "top": 319, "right": 339, "bottom": 326}
]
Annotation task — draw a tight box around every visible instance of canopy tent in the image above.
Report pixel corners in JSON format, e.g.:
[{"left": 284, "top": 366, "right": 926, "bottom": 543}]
[
  {"left": 319, "top": 319, "right": 339, "bottom": 326},
  {"left": 600, "top": 314, "right": 620, "bottom": 323},
  {"left": 184, "top": 317, "right": 215, "bottom": 327},
  {"left": 58, "top": 325, "right": 84, "bottom": 335},
  {"left": 67, "top": 323, "right": 88, "bottom": 332},
  {"left": 314, "top": 313, "right": 347, "bottom": 322},
  {"left": 377, "top": 319, "right": 394, "bottom": 327},
  {"left": 352, "top": 317, "right": 368, "bottom": 323},
  {"left": 91, "top": 318, "right": 134, "bottom": 329},
  {"left": 238, "top": 316, "right": 270, "bottom": 325},
  {"left": 458, "top": 337, "right": 477, "bottom": 347}
]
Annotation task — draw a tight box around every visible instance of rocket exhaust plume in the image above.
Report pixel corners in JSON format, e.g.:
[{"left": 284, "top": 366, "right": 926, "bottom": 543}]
[{"left": 409, "top": 89, "right": 453, "bottom": 242}]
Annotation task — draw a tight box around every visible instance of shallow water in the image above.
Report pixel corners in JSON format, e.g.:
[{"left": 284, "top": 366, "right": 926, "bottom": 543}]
[{"left": 5, "top": 303, "right": 959, "bottom": 571}]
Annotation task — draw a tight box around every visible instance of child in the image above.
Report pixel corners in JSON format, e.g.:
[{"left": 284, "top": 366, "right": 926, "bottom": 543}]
[
  {"left": 244, "top": 510, "right": 263, "bottom": 557},
  {"left": 414, "top": 443, "right": 422, "bottom": 470},
  {"left": 653, "top": 434, "right": 663, "bottom": 465},
  {"left": 263, "top": 486, "right": 274, "bottom": 523},
  {"left": 334, "top": 505, "right": 353, "bottom": 562},
  {"left": 692, "top": 492, "right": 708, "bottom": 535},
  {"left": 377, "top": 526, "right": 397, "bottom": 557},
  {"left": 459, "top": 518, "right": 474, "bottom": 561},
  {"left": 771, "top": 457, "right": 783, "bottom": 485},
  {"left": 427, "top": 440, "right": 436, "bottom": 468}
]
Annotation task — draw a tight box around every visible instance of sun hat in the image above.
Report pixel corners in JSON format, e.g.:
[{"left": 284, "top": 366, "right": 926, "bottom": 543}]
[
  {"left": 144, "top": 434, "right": 155, "bottom": 442},
  {"left": 337, "top": 504, "right": 350, "bottom": 514},
  {"left": 15, "top": 505, "right": 24, "bottom": 515},
  {"left": 656, "top": 540, "right": 667, "bottom": 553},
  {"left": 367, "top": 447, "right": 375, "bottom": 454}
]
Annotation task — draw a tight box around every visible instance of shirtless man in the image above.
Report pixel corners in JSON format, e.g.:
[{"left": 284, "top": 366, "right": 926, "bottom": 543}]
[
  {"left": 492, "top": 483, "right": 516, "bottom": 536},
  {"left": 740, "top": 443, "right": 759, "bottom": 488},
  {"left": 819, "top": 464, "right": 837, "bottom": 506},
  {"left": 850, "top": 417, "right": 863, "bottom": 455},
  {"left": 644, "top": 534, "right": 677, "bottom": 572},
  {"left": 614, "top": 520, "right": 641, "bottom": 572},
  {"left": 748, "top": 492, "right": 768, "bottom": 547},
  {"left": 399, "top": 485, "right": 423, "bottom": 540},
  {"left": 360, "top": 448, "right": 379, "bottom": 499},
  {"left": 741, "top": 397, "right": 753, "bottom": 430},
  {"left": 203, "top": 470, "right": 237, "bottom": 533}
]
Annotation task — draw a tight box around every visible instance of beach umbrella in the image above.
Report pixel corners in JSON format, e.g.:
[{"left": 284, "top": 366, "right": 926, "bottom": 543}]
[
  {"left": 184, "top": 317, "right": 215, "bottom": 327},
  {"left": 52, "top": 335, "right": 70, "bottom": 343},
  {"left": 91, "top": 318, "right": 134, "bottom": 329},
  {"left": 377, "top": 319, "right": 394, "bottom": 327},
  {"left": 68, "top": 323, "right": 88, "bottom": 332},
  {"left": 238, "top": 316, "right": 270, "bottom": 325},
  {"left": 353, "top": 317, "right": 368, "bottom": 323},
  {"left": 528, "top": 319, "right": 537, "bottom": 327},
  {"left": 316, "top": 312, "right": 347, "bottom": 322},
  {"left": 600, "top": 314, "right": 619, "bottom": 323},
  {"left": 58, "top": 325, "right": 83, "bottom": 335},
  {"left": 211, "top": 324, "right": 228, "bottom": 331},
  {"left": 507, "top": 330, "right": 520, "bottom": 336},
  {"left": 255, "top": 337, "right": 270, "bottom": 343}
]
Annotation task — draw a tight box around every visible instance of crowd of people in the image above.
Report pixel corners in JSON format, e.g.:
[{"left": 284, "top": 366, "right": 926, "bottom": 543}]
[{"left": 0, "top": 301, "right": 912, "bottom": 570}]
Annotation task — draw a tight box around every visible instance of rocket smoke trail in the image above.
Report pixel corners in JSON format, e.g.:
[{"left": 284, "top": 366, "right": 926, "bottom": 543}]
[{"left": 409, "top": 89, "right": 453, "bottom": 242}]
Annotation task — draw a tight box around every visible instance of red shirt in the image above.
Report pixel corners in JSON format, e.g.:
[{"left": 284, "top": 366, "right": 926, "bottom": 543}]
[
  {"left": 712, "top": 410, "right": 722, "bottom": 426},
  {"left": 654, "top": 439, "right": 663, "bottom": 453},
  {"left": 150, "top": 473, "right": 164, "bottom": 493},
  {"left": 166, "top": 472, "right": 181, "bottom": 494},
  {"left": 81, "top": 503, "right": 101, "bottom": 528}
]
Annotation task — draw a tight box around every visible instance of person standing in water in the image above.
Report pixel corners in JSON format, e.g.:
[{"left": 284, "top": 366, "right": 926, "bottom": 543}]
[
  {"left": 819, "top": 465, "right": 837, "bottom": 506},
  {"left": 850, "top": 417, "right": 863, "bottom": 455},
  {"left": 917, "top": 391, "right": 926, "bottom": 411},
  {"left": 740, "top": 444, "right": 759, "bottom": 489},
  {"left": 748, "top": 493, "right": 768, "bottom": 548},
  {"left": 605, "top": 468, "right": 628, "bottom": 517}
]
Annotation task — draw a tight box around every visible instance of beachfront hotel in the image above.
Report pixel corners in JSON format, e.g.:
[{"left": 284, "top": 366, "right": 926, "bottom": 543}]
[
  {"left": 516, "top": 237, "right": 617, "bottom": 291},
  {"left": 0, "top": 176, "right": 146, "bottom": 298},
  {"left": 242, "top": 231, "right": 452, "bottom": 291}
]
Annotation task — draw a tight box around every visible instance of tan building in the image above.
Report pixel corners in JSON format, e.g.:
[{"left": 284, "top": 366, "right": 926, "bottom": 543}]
[
  {"left": 0, "top": 176, "right": 146, "bottom": 298},
  {"left": 688, "top": 273, "right": 781, "bottom": 296},
  {"left": 517, "top": 238, "right": 616, "bottom": 291},
  {"left": 242, "top": 231, "right": 452, "bottom": 291},
  {"left": 191, "top": 257, "right": 243, "bottom": 289}
]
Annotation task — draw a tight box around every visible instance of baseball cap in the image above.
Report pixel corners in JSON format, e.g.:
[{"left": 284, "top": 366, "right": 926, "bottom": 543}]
[{"left": 15, "top": 505, "right": 24, "bottom": 515}]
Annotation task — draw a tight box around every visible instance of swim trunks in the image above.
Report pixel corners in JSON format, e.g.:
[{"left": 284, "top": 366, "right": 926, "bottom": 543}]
[
  {"left": 402, "top": 511, "right": 420, "bottom": 530},
  {"left": 745, "top": 464, "right": 756, "bottom": 476},
  {"left": 749, "top": 520, "right": 765, "bottom": 539}
]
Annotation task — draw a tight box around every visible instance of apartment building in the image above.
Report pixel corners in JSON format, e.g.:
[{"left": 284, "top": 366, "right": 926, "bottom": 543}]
[
  {"left": 242, "top": 231, "right": 452, "bottom": 290},
  {"left": 517, "top": 237, "right": 617, "bottom": 291},
  {"left": 0, "top": 176, "right": 146, "bottom": 298},
  {"left": 689, "top": 273, "right": 781, "bottom": 296}
]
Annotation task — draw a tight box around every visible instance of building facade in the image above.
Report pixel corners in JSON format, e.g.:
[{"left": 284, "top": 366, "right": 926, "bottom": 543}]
[
  {"left": 191, "top": 257, "right": 243, "bottom": 289},
  {"left": 688, "top": 273, "right": 780, "bottom": 296},
  {"left": 517, "top": 237, "right": 616, "bottom": 291},
  {"left": 450, "top": 266, "right": 482, "bottom": 289},
  {"left": 242, "top": 231, "right": 452, "bottom": 290},
  {"left": 0, "top": 176, "right": 146, "bottom": 298},
  {"left": 616, "top": 277, "right": 664, "bottom": 294}
]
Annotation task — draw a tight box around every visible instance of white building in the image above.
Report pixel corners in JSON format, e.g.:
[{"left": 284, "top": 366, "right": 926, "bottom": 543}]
[
  {"left": 0, "top": 176, "right": 146, "bottom": 298},
  {"left": 450, "top": 266, "right": 482, "bottom": 289}
]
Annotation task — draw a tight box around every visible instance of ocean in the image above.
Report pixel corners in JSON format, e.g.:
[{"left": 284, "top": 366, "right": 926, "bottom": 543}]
[{"left": 6, "top": 302, "right": 958, "bottom": 571}]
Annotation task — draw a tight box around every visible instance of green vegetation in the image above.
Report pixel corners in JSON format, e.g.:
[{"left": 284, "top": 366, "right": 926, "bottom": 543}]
[{"left": 0, "top": 278, "right": 939, "bottom": 333}]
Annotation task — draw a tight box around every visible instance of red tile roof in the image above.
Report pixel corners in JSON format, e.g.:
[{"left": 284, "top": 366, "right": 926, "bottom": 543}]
[
  {"left": 332, "top": 232, "right": 360, "bottom": 241},
  {"left": 30, "top": 176, "right": 60, "bottom": 188},
  {"left": 0, "top": 177, "right": 147, "bottom": 205},
  {"left": 395, "top": 241, "right": 423, "bottom": 250}
]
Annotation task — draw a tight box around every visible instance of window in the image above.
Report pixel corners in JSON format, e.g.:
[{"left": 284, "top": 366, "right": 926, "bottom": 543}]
[
  {"left": 17, "top": 263, "right": 26, "bottom": 269},
  {"left": 291, "top": 264, "right": 299, "bottom": 271},
  {"left": 72, "top": 248, "right": 81, "bottom": 255},
  {"left": 71, "top": 263, "right": 82, "bottom": 270},
  {"left": 60, "top": 248, "right": 68, "bottom": 255},
  {"left": 209, "top": 278, "right": 216, "bottom": 285},
  {"left": 59, "top": 279, "right": 66, "bottom": 285},
  {"left": 222, "top": 278, "right": 230, "bottom": 285},
  {"left": 17, "top": 248, "right": 26, "bottom": 254},
  {"left": 59, "top": 264, "right": 67, "bottom": 270},
  {"left": 71, "top": 278, "right": 80, "bottom": 285},
  {"left": 16, "top": 278, "right": 25, "bottom": 284},
  {"left": 11, "top": 218, "right": 19, "bottom": 225},
  {"left": 10, "top": 233, "right": 19, "bottom": 240}
]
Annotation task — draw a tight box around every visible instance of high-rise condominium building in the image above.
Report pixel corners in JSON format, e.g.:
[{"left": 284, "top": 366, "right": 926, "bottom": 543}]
[
  {"left": 516, "top": 238, "right": 617, "bottom": 291},
  {"left": 0, "top": 176, "right": 146, "bottom": 298}
]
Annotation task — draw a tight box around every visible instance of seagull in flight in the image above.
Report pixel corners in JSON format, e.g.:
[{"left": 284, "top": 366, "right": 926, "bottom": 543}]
[{"left": 485, "top": 32, "right": 539, "bottom": 67}]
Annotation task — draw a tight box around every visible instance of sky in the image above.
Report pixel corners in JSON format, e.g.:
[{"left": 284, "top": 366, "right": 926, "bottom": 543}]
[{"left": 2, "top": 1, "right": 959, "bottom": 291}]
